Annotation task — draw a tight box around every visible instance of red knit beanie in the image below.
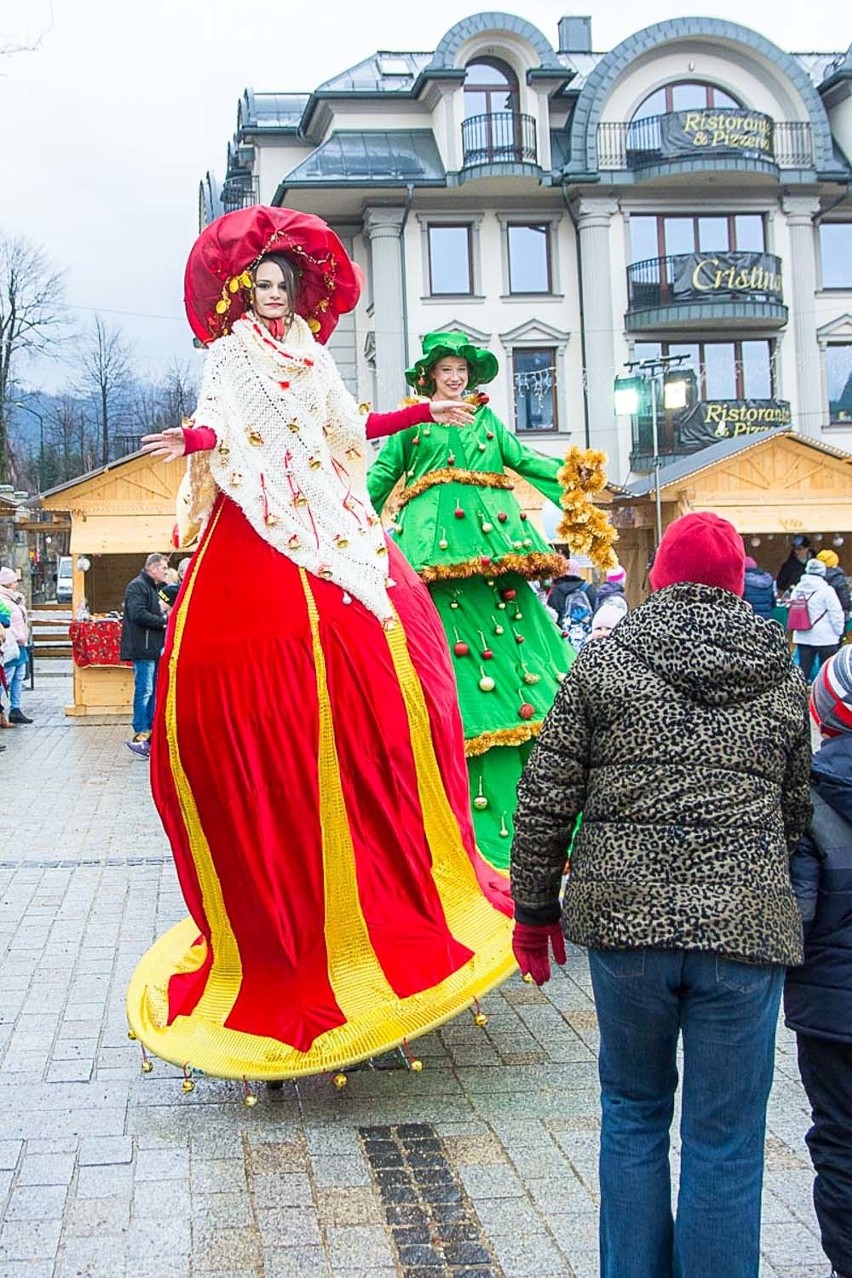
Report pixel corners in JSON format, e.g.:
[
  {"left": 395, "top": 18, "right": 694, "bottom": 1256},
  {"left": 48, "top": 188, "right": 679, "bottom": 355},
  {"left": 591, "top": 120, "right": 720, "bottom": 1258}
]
[{"left": 649, "top": 512, "right": 746, "bottom": 596}]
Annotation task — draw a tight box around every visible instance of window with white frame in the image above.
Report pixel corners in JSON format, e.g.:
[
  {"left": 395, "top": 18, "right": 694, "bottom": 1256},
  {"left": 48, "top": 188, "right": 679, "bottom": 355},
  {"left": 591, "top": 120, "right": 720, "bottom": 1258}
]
[
  {"left": 507, "top": 224, "right": 551, "bottom": 294},
  {"left": 826, "top": 345, "right": 852, "bottom": 423},
  {"left": 427, "top": 224, "right": 473, "bottom": 295},
  {"left": 820, "top": 224, "right": 852, "bottom": 290},
  {"left": 513, "top": 348, "right": 558, "bottom": 431}
]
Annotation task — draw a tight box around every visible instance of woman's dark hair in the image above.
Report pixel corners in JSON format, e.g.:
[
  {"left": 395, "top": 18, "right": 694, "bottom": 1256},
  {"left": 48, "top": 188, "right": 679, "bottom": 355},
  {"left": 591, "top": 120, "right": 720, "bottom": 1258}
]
[{"left": 253, "top": 253, "right": 300, "bottom": 305}]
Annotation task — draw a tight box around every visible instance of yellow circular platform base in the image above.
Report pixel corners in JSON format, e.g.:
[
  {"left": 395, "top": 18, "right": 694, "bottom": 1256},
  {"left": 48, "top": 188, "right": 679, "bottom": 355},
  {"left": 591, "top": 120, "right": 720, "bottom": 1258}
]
[{"left": 127, "top": 915, "right": 515, "bottom": 1082}]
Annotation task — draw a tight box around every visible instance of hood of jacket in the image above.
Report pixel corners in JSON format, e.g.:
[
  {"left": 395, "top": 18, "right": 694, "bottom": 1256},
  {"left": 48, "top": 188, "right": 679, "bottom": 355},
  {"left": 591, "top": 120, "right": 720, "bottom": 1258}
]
[
  {"left": 812, "top": 736, "right": 852, "bottom": 825},
  {"left": 612, "top": 580, "right": 794, "bottom": 708},
  {"left": 744, "top": 566, "right": 775, "bottom": 589}
]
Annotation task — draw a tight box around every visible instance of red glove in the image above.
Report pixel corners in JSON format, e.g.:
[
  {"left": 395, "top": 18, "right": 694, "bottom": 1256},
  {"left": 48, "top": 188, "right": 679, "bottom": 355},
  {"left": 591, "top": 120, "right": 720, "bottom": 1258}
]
[{"left": 511, "top": 921, "right": 567, "bottom": 986}]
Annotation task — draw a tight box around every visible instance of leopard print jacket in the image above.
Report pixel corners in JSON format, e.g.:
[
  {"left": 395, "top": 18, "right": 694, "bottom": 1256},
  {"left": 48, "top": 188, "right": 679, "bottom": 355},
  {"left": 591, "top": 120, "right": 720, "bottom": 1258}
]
[{"left": 510, "top": 582, "right": 812, "bottom": 967}]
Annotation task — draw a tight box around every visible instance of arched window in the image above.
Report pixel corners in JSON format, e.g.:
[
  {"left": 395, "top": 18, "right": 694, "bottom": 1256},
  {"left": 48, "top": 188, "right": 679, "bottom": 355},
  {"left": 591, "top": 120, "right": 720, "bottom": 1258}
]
[
  {"left": 463, "top": 58, "right": 530, "bottom": 165},
  {"left": 464, "top": 58, "right": 519, "bottom": 120},
  {"left": 632, "top": 81, "right": 740, "bottom": 122}
]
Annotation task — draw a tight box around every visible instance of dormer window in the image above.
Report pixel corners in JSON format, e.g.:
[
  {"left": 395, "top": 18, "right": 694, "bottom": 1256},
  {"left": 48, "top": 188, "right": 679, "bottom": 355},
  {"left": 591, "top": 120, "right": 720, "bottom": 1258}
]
[{"left": 464, "top": 58, "right": 519, "bottom": 119}]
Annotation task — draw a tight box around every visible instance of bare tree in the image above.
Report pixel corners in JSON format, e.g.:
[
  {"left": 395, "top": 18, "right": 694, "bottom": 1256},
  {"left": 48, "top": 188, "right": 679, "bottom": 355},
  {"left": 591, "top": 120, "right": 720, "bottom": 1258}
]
[
  {"left": 0, "top": 232, "right": 66, "bottom": 482},
  {"left": 160, "top": 357, "right": 199, "bottom": 425},
  {"left": 79, "top": 316, "right": 133, "bottom": 466}
]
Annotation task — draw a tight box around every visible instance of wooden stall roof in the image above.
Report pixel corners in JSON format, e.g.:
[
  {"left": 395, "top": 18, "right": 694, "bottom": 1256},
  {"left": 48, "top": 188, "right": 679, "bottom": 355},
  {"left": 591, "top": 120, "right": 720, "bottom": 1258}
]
[
  {"left": 40, "top": 450, "right": 183, "bottom": 553},
  {"left": 614, "top": 429, "right": 852, "bottom": 535}
]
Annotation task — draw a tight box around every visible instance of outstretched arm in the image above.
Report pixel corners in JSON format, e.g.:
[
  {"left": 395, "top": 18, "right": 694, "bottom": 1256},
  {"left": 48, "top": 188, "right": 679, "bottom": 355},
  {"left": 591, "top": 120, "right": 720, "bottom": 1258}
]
[{"left": 498, "top": 421, "right": 565, "bottom": 507}]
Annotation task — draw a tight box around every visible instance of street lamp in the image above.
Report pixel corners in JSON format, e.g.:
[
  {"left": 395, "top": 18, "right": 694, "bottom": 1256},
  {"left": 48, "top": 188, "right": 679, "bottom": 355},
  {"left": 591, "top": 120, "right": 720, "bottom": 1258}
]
[
  {"left": 614, "top": 355, "right": 692, "bottom": 548},
  {"left": 12, "top": 401, "right": 45, "bottom": 492}
]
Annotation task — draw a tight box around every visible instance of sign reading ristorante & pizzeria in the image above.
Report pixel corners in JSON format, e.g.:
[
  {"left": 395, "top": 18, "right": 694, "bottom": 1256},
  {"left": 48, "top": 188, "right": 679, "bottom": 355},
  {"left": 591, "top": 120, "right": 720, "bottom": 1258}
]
[
  {"left": 678, "top": 399, "right": 792, "bottom": 447},
  {"left": 658, "top": 109, "right": 774, "bottom": 158}
]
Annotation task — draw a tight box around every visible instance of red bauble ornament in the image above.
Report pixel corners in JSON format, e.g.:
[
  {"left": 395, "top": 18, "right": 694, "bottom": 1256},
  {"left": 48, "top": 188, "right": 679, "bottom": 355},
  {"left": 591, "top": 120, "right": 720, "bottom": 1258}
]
[
  {"left": 454, "top": 507, "right": 465, "bottom": 519},
  {"left": 486, "top": 431, "right": 495, "bottom": 440},
  {"left": 501, "top": 588, "right": 517, "bottom": 601},
  {"left": 453, "top": 641, "right": 469, "bottom": 656},
  {"left": 519, "top": 512, "right": 528, "bottom": 521},
  {"left": 497, "top": 512, "right": 508, "bottom": 523},
  {"left": 514, "top": 633, "right": 525, "bottom": 645},
  {"left": 447, "top": 453, "right": 456, "bottom": 466},
  {"left": 481, "top": 556, "right": 492, "bottom": 567},
  {"left": 481, "top": 648, "right": 494, "bottom": 660},
  {"left": 518, "top": 702, "right": 536, "bottom": 720}
]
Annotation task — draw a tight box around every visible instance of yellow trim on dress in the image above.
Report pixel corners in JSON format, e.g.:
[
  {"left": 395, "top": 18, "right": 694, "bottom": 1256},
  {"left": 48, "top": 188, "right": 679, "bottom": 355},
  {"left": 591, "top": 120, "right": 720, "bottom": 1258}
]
[{"left": 126, "top": 548, "right": 515, "bottom": 1080}]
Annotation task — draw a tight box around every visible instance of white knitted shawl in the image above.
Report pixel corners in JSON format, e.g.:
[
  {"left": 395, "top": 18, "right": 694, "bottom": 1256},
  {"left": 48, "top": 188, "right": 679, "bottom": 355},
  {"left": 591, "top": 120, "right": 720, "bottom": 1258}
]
[{"left": 192, "top": 314, "right": 393, "bottom": 624}]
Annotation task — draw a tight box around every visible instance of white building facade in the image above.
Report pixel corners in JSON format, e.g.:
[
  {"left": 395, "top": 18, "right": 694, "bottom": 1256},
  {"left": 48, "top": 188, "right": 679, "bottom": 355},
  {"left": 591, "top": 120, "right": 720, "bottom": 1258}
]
[{"left": 199, "top": 14, "right": 852, "bottom": 486}]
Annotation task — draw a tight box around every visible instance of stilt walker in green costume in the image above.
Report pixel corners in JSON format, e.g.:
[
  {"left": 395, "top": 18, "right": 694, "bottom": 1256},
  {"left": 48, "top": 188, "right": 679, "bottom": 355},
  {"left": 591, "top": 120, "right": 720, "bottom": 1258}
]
[{"left": 367, "top": 331, "right": 576, "bottom": 891}]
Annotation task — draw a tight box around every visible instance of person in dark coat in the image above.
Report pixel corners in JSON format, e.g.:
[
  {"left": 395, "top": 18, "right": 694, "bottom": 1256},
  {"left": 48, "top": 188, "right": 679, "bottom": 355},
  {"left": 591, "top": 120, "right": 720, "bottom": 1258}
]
[
  {"left": 742, "top": 555, "right": 776, "bottom": 618},
  {"left": 785, "top": 646, "right": 852, "bottom": 1278},
  {"left": 776, "top": 533, "right": 812, "bottom": 595},
  {"left": 510, "top": 511, "right": 812, "bottom": 1278},
  {"left": 120, "top": 552, "right": 170, "bottom": 758},
  {"left": 547, "top": 560, "right": 597, "bottom": 626},
  {"left": 816, "top": 549, "right": 851, "bottom": 616}
]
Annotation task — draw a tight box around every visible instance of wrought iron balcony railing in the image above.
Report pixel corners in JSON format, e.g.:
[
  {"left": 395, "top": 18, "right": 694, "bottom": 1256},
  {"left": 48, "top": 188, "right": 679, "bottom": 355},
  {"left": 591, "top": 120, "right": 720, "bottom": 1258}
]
[
  {"left": 627, "top": 251, "right": 784, "bottom": 312},
  {"left": 597, "top": 114, "right": 812, "bottom": 171},
  {"left": 461, "top": 111, "right": 537, "bottom": 167},
  {"left": 221, "top": 175, "right": 260, "bottom": 214}
]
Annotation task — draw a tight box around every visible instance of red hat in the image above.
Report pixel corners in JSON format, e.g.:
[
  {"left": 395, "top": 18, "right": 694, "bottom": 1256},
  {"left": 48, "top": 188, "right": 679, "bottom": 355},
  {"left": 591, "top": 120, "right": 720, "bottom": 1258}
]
[
  {"left": 184, "top": 206, "right": 361, "bottom": 346},
  {"left": 649, "top": 512, "right": 745, "bottom": 596}
]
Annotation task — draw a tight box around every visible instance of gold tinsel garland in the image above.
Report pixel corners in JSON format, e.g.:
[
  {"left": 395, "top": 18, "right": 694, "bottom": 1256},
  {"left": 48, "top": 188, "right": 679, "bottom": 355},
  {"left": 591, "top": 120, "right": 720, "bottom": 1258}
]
[
  {"left": 421, "top": 550, "right": 566, "bottom": 585},
  {"left": 397, "top": 469, "right": 514, "bottom": 510},
  {"left": 555, "top": 446, "right": 619, "bottom": 571},
  {"left": 464, "top": 721, "right": 544, "bottom": 757}
]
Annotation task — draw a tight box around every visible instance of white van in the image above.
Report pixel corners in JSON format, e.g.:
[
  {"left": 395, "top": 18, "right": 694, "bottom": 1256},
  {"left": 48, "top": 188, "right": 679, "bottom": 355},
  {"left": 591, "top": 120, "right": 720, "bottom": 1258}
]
[{"left": 56, "top": 556, "right": 73, "bottom": 603}]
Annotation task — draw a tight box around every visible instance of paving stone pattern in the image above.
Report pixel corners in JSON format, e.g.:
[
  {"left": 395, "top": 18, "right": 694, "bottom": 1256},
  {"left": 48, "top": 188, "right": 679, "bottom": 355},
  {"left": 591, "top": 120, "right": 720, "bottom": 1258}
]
[{"left": 0, "top": 672, "right": 828, "bottom": 1277}]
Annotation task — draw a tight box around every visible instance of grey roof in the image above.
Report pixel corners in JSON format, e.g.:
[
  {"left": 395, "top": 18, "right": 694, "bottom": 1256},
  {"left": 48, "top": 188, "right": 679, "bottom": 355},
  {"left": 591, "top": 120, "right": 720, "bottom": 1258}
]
[
  {"left": 624, "top": 428, "right": 851, "bottom": 498},
  {"left": 793, "top": 51, "right": 849, "bottom": 88},
  {"left": 315, "top": 52, "right": 432, "bottom": 94},
  {"left": 238, "top": 90, "right": 310, "bottom": 131},
  {"left": 279, "top": 130, "right": 445, "bottom": 187}
]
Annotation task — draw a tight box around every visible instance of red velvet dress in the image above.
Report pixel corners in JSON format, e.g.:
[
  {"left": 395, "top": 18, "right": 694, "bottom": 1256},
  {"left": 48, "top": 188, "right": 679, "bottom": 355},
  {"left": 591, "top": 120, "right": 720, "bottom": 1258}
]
[{"left": 126, "top": 409, "right": 514, "bottom": 1081}]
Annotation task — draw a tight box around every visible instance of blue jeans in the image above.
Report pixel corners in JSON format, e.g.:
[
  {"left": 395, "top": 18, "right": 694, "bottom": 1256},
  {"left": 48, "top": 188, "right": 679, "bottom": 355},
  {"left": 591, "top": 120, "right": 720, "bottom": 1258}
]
[
  {"left": 589, "top": 948, "right": 784, "bottom": 1278},
  {"left": 131, "top": 659, "right": 158, "bottom": 735},
  {"left": 3, "top": 651, "right": 28, "bottom": 710}
]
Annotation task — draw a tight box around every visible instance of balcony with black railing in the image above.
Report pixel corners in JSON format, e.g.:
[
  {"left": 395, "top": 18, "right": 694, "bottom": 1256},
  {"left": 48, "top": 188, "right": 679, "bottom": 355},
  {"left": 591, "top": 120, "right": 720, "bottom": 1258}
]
[
  {"left": 221, "top": 174, "right": 260, "bottom": 215},
  {"left": 597, "top": 112, "right": 812, "bottom": 174},
  {"left": 626, "top": 251, "right": 788, "bottom": 331},
  {"left": 461, "top": 111, "right": 538, "bottom": 170}
]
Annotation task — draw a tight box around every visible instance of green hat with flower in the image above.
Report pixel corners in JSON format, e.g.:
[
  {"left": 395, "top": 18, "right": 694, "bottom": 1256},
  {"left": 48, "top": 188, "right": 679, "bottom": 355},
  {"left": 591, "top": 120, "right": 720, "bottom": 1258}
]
[{"left": 405, "top": 330, "right": 499, "bottom": 391}]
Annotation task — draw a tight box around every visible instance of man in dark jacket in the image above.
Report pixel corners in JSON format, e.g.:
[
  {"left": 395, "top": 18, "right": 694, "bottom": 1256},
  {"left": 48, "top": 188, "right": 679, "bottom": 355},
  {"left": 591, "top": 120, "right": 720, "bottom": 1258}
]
[
  {"left": 777, "top": 533, "right": 812, "bottom": 594},
  {"left": 510, "top": 512, "right": 811, "bottom": 1278},
  {"left": 120, "top": 553, "right": 170, "bottom": 758},
  {"left": 785, "top": 647, "right": 852, "bottom": 1278},
  {"left": 742, "top": 555, "right": 776, "bottom": 618},
  {"left": 547, "top": 560, "right": 597, "bottom": 626}
]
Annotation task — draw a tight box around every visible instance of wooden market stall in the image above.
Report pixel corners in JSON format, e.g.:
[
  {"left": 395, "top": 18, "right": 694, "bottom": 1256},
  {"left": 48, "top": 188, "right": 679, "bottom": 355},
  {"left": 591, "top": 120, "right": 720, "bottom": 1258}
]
[
  {"left": 41, "top": 452, "right": 184, "bottom": 717},
  {"left": 607, "top": 429, "right": 852, "bottom": 607}
]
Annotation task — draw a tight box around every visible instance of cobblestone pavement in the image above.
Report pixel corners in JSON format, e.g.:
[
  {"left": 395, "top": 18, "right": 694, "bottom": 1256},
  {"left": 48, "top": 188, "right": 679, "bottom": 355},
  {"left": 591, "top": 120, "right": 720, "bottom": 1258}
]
[{"left": 0, "top": 670, "right": 828, "bottom": 1278}]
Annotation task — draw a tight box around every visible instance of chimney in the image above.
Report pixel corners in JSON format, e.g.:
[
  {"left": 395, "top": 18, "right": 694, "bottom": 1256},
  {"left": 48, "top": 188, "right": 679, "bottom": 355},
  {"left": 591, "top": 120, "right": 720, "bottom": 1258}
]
[{"left": 557, "top": 16, "right": 592, "bottom": 54}]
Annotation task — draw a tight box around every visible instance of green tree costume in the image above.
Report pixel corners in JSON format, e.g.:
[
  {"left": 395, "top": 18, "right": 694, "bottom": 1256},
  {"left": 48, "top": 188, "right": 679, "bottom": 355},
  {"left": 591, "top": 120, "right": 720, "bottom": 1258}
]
[{"left": 367, "top": 333, "right": 575, "bottom": 880}]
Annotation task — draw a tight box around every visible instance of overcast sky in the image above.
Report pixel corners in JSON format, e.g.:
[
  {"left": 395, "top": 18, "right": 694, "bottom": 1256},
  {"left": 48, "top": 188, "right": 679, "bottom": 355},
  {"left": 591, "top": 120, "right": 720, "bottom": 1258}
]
[{"left": 0, "top": 0, "right": 847, "bottom": 395}]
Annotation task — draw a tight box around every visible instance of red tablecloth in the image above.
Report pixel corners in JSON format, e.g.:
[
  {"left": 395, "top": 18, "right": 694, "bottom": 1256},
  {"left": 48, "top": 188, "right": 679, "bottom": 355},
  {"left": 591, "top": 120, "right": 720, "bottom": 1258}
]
[{"left": 69, "top": 619, "right": 131, "bottom": 668}]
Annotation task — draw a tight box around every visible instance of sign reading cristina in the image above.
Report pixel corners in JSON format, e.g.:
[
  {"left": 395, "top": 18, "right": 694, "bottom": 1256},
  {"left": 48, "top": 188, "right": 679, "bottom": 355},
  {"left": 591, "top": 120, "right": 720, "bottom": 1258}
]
[
  {"left": 671, "top": 252, "right": 783, "bottom": 302},
  {"left": 678, "top": 399, "right": 792, "bottom": 447},
  {"left": 659, "top": 109, "right": 774, "bottom": 158}
]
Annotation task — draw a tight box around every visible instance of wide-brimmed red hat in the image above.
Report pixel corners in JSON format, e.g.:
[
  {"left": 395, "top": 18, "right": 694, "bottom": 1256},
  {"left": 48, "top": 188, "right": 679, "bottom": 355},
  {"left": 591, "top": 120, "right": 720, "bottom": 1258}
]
[{"left": 184, "top": 206, "right": 361, "bottom": 346}]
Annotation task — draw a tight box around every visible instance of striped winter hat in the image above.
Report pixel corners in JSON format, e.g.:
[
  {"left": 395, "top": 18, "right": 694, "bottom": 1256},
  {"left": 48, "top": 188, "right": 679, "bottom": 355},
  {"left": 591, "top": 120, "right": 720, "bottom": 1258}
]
[{"left": 810, "top": 646, "right": 852, "bottom": 737}]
